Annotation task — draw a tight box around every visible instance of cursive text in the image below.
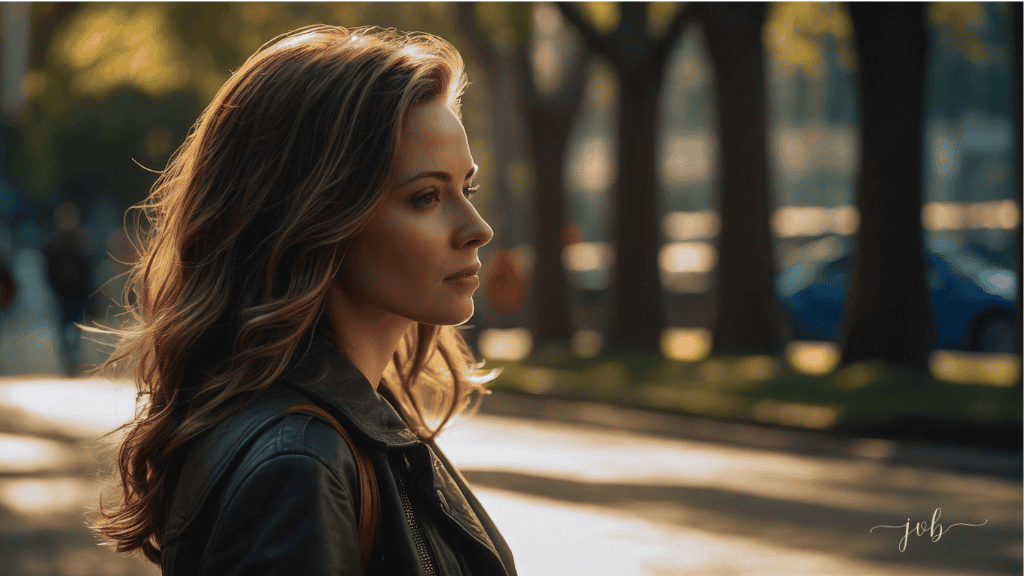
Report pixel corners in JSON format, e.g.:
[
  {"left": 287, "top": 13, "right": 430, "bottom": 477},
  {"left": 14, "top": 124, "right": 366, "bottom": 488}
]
[{"left": 871, "top": 508, "right": 987, "bottom": 552}]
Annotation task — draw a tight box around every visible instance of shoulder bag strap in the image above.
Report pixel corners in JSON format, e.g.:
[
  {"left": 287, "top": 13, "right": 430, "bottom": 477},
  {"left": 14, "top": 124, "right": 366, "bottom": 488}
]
[{"left": 286, "top": 404, "right": 380, "bottom": 575}]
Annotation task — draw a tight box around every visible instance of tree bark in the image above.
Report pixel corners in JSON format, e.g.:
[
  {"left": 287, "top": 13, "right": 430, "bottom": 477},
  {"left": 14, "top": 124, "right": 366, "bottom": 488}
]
[
  {"left": 841, "top": 3, "right": 931, "bottom": 370},
  {"left": 699, "top": 3, "right": 780, "bottom": 355},
  {"left": 557, "top": 1, "right": 693, "bottom": 353}
]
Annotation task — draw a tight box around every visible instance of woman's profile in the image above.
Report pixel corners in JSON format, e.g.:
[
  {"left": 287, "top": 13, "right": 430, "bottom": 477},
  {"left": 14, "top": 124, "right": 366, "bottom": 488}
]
[{"left": 92, "top": 25, "right": 516, "bottom": 576}]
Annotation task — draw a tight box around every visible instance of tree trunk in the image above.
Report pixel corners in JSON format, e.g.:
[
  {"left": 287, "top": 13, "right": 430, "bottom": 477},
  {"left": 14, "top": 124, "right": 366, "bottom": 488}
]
[
  {"left": 606, "top": 60, "right": 666, "bottom": 351},
  {"left": 841, "top": 4, "right": 931, "bottom": 371},
  {"left": 700, "top": 3, "right": 780, "bottom": 355},
  {"left": 556, "top": 1, "right": 694, "bottom": 353},
  {"left": 523, "top": 71, "right": 578, "bottom": 345}
]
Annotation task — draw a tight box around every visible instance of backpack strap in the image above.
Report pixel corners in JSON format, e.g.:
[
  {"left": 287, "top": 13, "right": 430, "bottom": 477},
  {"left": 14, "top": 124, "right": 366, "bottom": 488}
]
[{"left": 286, "top": 404, "right": 380, "bottom": 574}]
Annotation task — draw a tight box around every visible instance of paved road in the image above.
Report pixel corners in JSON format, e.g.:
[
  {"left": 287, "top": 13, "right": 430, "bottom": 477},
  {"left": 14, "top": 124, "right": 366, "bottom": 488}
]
[
  {"left": 439, "top": 413, "right": 1021, "bottom": 576},
  {"left": 0, "top": 376, "right": 1020, "bottom": 576}
]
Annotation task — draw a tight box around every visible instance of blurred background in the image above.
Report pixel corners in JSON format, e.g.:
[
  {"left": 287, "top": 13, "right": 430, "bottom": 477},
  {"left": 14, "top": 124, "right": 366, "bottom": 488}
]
[{"left": 0, "top": 3, "right": 1020, "bottom": 575}]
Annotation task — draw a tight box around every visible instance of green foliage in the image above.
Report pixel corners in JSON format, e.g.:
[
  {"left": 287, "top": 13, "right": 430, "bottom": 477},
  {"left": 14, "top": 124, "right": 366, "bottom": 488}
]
[
  {"left": 929, "top": 2, "right": 1007, "bottom": 66},
  {"left": 571, "top": 2, "right": 685, "bottom": 36},
  {"left": 577, "top": 2, "right": 619, "bottom": 34},
  {"left": 12, "top": 2, "right": 474, "bottom": 206},
  {"left": 764, "top": 2, "right": 854, "bottom": 77},
  {"left": 471, "top": 2, "right": 533, "bottom": 56},
  {"left": 765, "top": 2, "right": 1007, "bottom": 80}
]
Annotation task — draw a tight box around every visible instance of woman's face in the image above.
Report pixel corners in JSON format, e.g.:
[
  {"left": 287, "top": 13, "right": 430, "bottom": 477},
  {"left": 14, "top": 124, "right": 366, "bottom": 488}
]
[{"left": 337, "top": 97, "right": 493, "bottom": 327}]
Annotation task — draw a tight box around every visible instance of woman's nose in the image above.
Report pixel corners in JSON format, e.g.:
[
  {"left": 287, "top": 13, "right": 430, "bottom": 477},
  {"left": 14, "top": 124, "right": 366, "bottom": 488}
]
[{"left": 454, "top": 203, "right": 493, "bottom": 250}]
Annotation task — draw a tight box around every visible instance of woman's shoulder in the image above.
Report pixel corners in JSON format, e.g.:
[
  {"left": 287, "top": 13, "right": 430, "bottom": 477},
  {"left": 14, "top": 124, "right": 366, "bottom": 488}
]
[{"left": 162, "top": 385, "right": 359, "bottom": 544}]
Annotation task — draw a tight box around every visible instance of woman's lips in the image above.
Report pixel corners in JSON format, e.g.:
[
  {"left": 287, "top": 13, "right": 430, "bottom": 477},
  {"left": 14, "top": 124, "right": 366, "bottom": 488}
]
[
  {"left": 444, "top": 264, "right": 481, "bottom": 280},
  {"left": 444, "top": 264, "right": 481, "bottom": 288}
]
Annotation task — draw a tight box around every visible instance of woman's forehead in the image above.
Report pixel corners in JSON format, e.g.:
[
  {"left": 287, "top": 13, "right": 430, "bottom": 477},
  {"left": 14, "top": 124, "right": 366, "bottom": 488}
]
[{"left": 394, "top": 100, "right": 473, "bottom": 180}]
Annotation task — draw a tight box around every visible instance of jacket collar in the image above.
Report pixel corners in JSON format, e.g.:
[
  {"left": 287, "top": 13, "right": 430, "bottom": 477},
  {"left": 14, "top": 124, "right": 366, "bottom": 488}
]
[{"left": 280, "top": 332, "right": 419, "bottom": 449}]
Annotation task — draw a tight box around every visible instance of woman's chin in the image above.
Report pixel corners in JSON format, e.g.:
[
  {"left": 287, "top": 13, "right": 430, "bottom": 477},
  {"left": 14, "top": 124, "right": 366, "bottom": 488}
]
[{"left": 411, "top": 297, "right": 475, "bottom": 325}]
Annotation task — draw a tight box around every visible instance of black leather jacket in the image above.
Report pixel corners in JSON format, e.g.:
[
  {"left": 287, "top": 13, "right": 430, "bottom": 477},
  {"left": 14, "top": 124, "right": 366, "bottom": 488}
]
[{"left": 159, "top": 338, "right": 517, "bottom": 576}]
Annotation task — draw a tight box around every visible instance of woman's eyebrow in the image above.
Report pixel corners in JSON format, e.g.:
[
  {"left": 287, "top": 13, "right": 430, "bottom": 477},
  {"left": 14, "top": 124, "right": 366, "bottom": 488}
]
[{"left": 397, "top": 164, "right": 478, "bottom": 187}]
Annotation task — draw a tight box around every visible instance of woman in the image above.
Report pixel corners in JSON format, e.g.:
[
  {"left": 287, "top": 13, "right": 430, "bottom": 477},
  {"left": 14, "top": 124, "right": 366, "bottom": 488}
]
[{"left": 93, "top": 25, "right": 517, "bottom": 576}]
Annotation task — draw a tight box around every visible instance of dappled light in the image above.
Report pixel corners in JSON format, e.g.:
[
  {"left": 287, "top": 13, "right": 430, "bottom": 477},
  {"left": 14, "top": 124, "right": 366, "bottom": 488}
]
[
  {"left": 929, "top": 350, "right": 1021, "bottom": 387},
  {"left": 658, "top": 241, "right": 716, "bottom": 273},
  {"left": 773, "top": 205, "right": 859, "bottom": 237},
  {"left": 569, "top": 137, "right": 614, "bottom": 193},
  {"left": 663, "top": 210, "right": 719, "bottom": 241},
  {"left": 661, "top": 133, "right": 713, "bottom": 183},
  {"left": 786, "top": 341, "right": 841, "bottom": 375},
  {"left": 571, "top": 329, "right": 603, "bottom": 358},
  {"left": 562, "top": 241, "right": 613, "bottom": 273},
  {"left": 658, "top": 242, "right": 716, "bottom": 292},
  {"left": 479, "top": 328, "right": 533, "bottom": 361},
  {"left": 923, "top": 199, "right": 1020, "bottom": 231},
  {"left": 751, "top": 399, "right": 841, "bottom": 429},
  {"left": 661, "top": 328, "right": 712, "bottom": 362}
]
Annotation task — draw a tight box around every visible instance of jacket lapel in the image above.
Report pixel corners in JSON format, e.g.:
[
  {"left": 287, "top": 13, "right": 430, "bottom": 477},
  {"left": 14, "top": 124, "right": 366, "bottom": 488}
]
[{"left": 279, "top": 335, "right": 418, "bottom": 449}]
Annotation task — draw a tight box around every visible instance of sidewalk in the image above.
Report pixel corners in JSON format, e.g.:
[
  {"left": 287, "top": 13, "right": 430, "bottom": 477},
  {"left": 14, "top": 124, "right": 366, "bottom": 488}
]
[{"left": 479, "top": 390, "right": 1023, "bottom": 479}]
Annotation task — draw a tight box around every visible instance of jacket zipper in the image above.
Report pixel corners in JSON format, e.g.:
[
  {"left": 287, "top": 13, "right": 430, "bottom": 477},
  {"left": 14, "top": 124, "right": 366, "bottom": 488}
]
[{"left": 392, "top": 453, "right": 438, "bottom": 575}]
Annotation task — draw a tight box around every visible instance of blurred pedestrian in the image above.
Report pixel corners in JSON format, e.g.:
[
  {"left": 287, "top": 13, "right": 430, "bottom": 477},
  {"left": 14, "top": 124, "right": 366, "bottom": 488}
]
[
  {"left": 0, "top": 257, "right": 15, "bottom": 309},
  {"left": 43, "top": 201, "right": 93, "bottom": 375},
  {"left": 92, "top": 25, "right": 515, "bottom": 576}
]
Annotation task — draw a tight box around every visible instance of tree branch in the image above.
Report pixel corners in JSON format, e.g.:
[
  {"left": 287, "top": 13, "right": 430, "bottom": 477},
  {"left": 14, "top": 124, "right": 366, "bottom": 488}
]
[
  {"left": 653, "top": 2, "right": 697, "bottom": 64},
  {"left": 555, "top": 2, "right": 616, "bottom": 61},
  {"left": 455, "top": 2, "right": 500, "bottom": 70}
]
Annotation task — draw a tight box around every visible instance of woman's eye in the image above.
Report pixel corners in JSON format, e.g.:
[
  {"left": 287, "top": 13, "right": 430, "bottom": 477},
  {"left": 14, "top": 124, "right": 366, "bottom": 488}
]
[
  {"left": 463, "top": 184, "right": 480, "bottom": 199},
  {"left": 412, "top": 190, "right": 440, "bottom": 207}
]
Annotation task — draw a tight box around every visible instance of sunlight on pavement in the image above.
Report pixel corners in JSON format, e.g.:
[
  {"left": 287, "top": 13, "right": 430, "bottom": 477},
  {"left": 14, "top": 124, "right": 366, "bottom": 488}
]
[
  {"left": 0, "top": 377, "right": 137, "bottom": 438},
  {"left": 441, "top": 414, "right": 1021, "bottom": 576},
  {"left": 439, "top": 413, "right": 1020, "bottom": 530},
  {"left": 0, "top": 433, "right": 74, "bottom": 473},
  {"left": 0, "top": 476, "right": 95, "bottom": 518},
  {"left": 471, "top": 486, "right": 957, "bottom": 576}
]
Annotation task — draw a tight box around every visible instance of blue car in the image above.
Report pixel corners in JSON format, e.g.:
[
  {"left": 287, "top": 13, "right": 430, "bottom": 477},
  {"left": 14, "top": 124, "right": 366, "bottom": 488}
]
[{"left": 777, "top": 238, "right": 1018, "bottom": 353}]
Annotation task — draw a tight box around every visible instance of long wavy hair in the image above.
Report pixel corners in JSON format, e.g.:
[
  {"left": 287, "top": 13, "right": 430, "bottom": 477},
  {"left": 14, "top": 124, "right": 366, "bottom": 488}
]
[{"left": 91, "top": 25, "right": 495, "bottom": 563}]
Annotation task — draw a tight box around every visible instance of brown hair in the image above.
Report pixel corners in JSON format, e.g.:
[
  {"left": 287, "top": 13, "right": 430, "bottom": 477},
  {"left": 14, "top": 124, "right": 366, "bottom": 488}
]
[{"left": 91, "top": 25, "right": 493, "bottom": 563}]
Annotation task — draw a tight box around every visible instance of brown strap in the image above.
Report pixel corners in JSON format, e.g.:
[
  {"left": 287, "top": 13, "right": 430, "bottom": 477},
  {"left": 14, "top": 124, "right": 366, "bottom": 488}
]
[{"left": 286, "top": 404, "right": 379, "bottom": 574}]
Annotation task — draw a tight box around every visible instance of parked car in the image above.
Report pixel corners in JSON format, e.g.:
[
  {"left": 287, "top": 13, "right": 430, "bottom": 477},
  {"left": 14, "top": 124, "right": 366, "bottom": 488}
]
[{"left": 777, "top": 238, "right": 1018, "bottom": 353}]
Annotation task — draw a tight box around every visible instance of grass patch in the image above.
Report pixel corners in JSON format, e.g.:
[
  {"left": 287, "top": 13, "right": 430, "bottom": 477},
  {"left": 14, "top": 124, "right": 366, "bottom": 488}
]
[{"left": 485, "top": 352, "right": 1022, "bottom": 450}]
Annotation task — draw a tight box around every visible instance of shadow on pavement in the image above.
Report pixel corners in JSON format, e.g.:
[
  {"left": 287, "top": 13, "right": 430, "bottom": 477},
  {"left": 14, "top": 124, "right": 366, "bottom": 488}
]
[{"left": 462, "top": 468, "right": 1022, "bottom": 576}]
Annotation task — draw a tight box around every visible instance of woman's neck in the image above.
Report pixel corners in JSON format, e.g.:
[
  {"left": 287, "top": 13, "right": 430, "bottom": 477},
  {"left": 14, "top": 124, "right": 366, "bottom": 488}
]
[{"left": 323, "top": 283, "right": 413, "bottom": 389}]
